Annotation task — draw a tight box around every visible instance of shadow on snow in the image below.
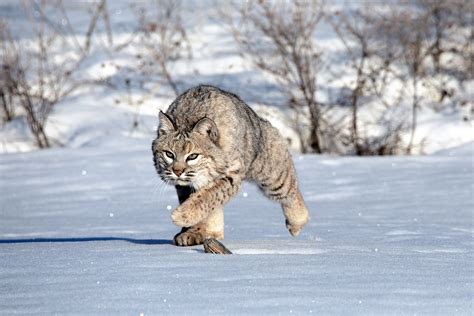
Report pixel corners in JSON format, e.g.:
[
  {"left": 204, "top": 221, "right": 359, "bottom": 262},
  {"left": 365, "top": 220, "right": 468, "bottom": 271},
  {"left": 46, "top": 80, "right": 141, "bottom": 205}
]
[{"left": 0, "top": 237, "right": 173, "bottom": 245}]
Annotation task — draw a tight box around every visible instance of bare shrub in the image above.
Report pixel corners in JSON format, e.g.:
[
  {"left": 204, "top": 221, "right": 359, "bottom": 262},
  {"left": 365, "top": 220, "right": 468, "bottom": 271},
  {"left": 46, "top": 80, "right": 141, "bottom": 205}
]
[
  {"left": 415, "top": 0, "right": 473, "bottom": 82},
  {"left": 329, "top": 6, "right": 408, "bottom": 155},
  {"left": 101, "top": 0, "right": 192, "bottom": 133},
  {"left": 0, "top": 22, "right": 17, "bottom": 123},
  {"left": 133, "top": 0, "right": 191, "bottom": 97},
  {"left": 223, "top": 0, "right": 327, "bottom": 153},
  {"left": 370, "top": 1, "right": 473, "bottom": 153},
  {"left": 0, "top": 1, "right": 107, "bottom": 149},
  {"left": 226, "top": 1, "right": 472, "bottom": 155},
  {"left": 383, "top": 7, "right": 430, "bottom": 153}
]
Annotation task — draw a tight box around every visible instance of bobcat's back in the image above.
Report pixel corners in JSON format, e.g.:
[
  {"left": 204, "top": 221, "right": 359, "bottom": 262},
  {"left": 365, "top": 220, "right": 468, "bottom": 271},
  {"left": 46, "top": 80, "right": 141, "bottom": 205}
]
[{"left": 166, "top": 85, "right": 271, "bottom": 175}]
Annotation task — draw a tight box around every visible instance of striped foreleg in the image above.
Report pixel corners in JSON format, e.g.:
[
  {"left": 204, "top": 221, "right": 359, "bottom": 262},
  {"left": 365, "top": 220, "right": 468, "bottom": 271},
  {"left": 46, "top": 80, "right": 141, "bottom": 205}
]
[{"left": 171, "top": 174, "right": 241, "bottom": 228}]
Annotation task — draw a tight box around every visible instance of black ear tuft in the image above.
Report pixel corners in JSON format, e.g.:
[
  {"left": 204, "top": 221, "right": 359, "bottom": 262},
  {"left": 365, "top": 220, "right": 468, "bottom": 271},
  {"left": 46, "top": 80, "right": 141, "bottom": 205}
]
[
  {"left": 158, "top": 111, "right": 176, "bottom": 136},
  {"left": 192, "top": 117, "right": 219, "bottom": 143}
]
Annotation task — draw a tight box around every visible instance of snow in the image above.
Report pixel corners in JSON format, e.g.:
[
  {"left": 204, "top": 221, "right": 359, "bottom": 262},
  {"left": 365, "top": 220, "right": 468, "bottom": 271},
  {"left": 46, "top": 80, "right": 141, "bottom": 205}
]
[{"left": 1, "top": 140, "right": 473, "bottom": 314}]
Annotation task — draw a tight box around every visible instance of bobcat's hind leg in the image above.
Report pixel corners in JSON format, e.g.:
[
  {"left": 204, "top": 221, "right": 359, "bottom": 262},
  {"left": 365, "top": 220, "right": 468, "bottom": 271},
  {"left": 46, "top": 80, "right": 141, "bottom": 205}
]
[
  {"left": 282, "top": 190, "right": 309, "bottom": 236},
  {"left": 173, "top": 186, "right": 225, "bottom": 246},
  {"left": 252, "top": 130, "right": 310, "bottom": 236},
  {"left": 257, "top": 168, "right": 310, "bottom": 237}
]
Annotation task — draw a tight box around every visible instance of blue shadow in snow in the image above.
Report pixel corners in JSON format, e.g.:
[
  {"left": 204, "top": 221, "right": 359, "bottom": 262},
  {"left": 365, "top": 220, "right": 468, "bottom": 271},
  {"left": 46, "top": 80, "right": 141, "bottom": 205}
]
[{"left": 0, "top": 237, "right": 173, "bottom": 245}]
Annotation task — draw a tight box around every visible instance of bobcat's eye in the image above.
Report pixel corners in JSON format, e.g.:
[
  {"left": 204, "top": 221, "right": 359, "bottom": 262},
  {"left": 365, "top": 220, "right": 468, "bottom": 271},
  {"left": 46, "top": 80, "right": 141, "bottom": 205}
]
[
  {"left": 164, "top": 151, "right": 175, "bottom": 159},
  {"left": 186, "top": 153, "right": 199, "bottom": 161}
]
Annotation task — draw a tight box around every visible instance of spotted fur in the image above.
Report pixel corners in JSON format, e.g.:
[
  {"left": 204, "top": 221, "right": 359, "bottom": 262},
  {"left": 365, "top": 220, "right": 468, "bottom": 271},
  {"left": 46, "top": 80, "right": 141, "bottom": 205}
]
[{"left": 152, "top": 85, "right": 310, "bottom": 246}]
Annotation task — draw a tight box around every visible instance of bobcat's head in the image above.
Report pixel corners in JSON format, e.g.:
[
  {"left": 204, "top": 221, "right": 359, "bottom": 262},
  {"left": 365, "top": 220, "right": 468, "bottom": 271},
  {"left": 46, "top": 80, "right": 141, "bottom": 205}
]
[{"left": 152, "top": 111, "right": 224, "bottom": 190}]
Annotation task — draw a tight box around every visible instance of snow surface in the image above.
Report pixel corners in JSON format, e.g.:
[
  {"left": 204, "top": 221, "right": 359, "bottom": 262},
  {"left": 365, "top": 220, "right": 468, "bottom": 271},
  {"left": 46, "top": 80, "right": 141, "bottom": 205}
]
[
  {"left": 1, "top": 140, "right": 473, "bottom": 315},
  {"left": 1, "top": 1, "right": 473, "bottom": 314}
]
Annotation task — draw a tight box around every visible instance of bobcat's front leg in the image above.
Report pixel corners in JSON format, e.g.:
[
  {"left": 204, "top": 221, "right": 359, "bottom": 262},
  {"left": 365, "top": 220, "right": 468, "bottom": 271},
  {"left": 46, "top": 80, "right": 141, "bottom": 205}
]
[
  {"left": 173, "top": 207, "right": 224, "bottom": 246},
  {"left": 171, "top": 174, "right": 241, "bottom": 228}
]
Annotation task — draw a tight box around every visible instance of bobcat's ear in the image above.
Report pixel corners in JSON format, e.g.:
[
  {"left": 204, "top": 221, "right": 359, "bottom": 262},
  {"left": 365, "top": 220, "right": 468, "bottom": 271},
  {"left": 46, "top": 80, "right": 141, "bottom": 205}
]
[
  {"left": 158, "top": 111, "right": 176, "bottom": 136},
  {"left": 192, "top": 117, "right": 219, "bottom": 143}
]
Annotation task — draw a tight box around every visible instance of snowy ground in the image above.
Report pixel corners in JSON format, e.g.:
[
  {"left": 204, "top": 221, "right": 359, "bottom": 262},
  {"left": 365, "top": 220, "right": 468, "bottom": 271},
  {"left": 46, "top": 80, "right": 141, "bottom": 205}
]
[
  {"left": 1, "top": 1, "right": 473, "bottom": 314},
  {"left": 1, "top": 140, "right": 472, "bottom": 315}
]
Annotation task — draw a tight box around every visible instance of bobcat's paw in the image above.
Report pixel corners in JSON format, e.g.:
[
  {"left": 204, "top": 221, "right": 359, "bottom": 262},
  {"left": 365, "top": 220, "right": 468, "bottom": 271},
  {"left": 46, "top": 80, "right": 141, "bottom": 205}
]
[
  {"left": 174, "top": 230, "right": 204, "bottom": 246},
  {"left": 171, "top": 204, "right": 200, "bottom": 227},
  {"left": 285, "top": 219, "right": 308, "bottom": 237}
]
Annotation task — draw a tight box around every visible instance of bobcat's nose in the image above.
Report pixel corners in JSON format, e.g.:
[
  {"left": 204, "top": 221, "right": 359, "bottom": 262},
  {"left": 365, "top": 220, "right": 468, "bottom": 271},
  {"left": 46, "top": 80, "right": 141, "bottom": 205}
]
[{"left": 173, "top": 168, "right": 184, "bottom": 177}]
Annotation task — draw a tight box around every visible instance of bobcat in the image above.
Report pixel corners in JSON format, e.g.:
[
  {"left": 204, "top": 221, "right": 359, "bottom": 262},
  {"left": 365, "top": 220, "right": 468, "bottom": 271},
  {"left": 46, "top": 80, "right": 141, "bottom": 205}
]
[{"left": 152, "top": 85, "right": 310, "bottom": 246}]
